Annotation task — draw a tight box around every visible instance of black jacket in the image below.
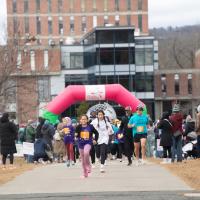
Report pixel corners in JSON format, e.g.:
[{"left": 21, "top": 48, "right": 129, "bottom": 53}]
[
  {"left": 119, "top": 114, "right": 133, "bottom": 140},
  {"left": 0, "top": 119, "right": 17, "bottom": 155},
  {"left": 157, "top": 119, "right": 173, "bottom": 147}
]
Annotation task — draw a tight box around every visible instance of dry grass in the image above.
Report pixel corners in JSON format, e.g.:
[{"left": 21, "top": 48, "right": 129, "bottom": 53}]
[
  {"left": 0, "top": 157, "right": 37, "bottom": 185},
  {"left": 149, "top": 158, "right": 200, "bottom": 190}
]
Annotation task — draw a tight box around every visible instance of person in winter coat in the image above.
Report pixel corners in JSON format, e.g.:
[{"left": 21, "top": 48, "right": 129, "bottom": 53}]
[
  {"left": 157, "top": 112, "right": 173, "bottom": 164},
  {"left": 119, "top": 106, "right": 134, "bottom": 166},
  {"left": 184, "top": 115, "right": 195, "bottom": 143},
  {"left": 53, "top": 123, "right": 65, "bottom": 163},
  {"left": 169, "top": 104, "right": 183, "bottom": 162},
  {"left": 35, "top": 117, "right": 45, "bottom": 139},
  {"left": 0, "top": 113, "right": 17, "bottom": 169},
  {"left": 195, "top": 105, "right": 200, "bottom": 158}
]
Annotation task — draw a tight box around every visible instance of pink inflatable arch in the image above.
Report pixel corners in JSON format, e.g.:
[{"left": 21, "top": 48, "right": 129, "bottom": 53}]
[{"left": 46, "top": 84, "right": 145, "bottom": 115}]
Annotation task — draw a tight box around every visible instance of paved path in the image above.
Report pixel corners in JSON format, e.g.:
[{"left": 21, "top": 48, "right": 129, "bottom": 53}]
[{"left": 0, "top": 160, "right": 193, "bottom": 195}]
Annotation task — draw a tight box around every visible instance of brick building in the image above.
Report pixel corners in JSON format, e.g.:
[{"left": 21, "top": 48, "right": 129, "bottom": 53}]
[
  {"left": 5, "top": 0, "right": 153, "bottom": 123},
  {"left": 154, "top": 51, "right": 200, "bottom": 119}
]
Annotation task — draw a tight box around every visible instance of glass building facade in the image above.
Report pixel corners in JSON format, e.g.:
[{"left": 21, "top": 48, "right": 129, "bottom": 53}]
[{"left": 60, "top": 27, "right": 157, "bottom": 119}]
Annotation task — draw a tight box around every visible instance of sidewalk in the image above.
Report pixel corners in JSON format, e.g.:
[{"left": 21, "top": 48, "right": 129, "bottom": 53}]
[{"left": 0, "top": 160, "right": 193, "bottom": 194}]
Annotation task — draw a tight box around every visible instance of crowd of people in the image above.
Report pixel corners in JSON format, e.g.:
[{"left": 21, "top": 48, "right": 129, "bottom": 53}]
[{"left": 0, "top": 103, "right": 200, "bottom": 178}]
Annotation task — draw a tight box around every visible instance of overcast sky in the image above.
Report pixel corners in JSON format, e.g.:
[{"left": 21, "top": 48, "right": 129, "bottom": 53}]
[
  {"left": 148, "top": 0, "right": 200, "bottom": 28},
  {"left": 1, "top": 0, "right": 200, "bottom": 44}
]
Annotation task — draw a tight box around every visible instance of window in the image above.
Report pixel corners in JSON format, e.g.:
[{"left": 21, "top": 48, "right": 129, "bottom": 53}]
[
  {"left": 59, "top": 17, "right": 63, "bottom": 35},
  {"left": 115, "top": 48, "right": 129, "bottom": 64},
  {"left": 24, "top": 0, "right": 28, "bottom": 13},
  {"left": 13, "top": 0, "right": 17, "bottom": 13},
  {"left": 93, "top": 16, "right": 97, "bottom": 28},
  {"left": 58, "top": 0, "right": 62, "bottom": 12},
  {"left": 24, "top": 17, "right": 29, "bottom": 33},
  {"left": 188, "top": 74, "right": 192, "bottom": 94},
  {"left": 138, "top": 14, "right": 142, "bottom": 32},
  {"left": 36, "top": 16, "right": 41, "bottom": 34},
  {"left": 161, "top": 74, "right": 167, "bottom": 93},
  {"left": 44, "top": 50, "right": 48, "bottom": 69},
  {"left": 48, "top": 17, "right": 52, "bottom": 34},
  {"left": 174, "top": 74, "right": 179, "bottom": 95},
  {"left": 97, "top": 30, "right": 113, "bottom": 44},
  {"left": 70, "top": 16, "right": 74, "bottom": 32},
  {"left": 115, "top": 15, "right": 120, "bottom": 26},
  {"left": 13, "top": 17, "right": 18, "bottom": 33},
  {"left": 127, "top": 0, "right": 131, "bottom": 11},
  {"left": 118, "top": 75, "right": 129, "bottom": 90},
  {"left": 135, "top": 48, "right": 153, "bottom": 66},
  {"left": 135, "top": 72, "right": 145, "bottom": 92},
  {"left": 99, "top": 48, "right": 114, "bottom": 65},
  {"left": 81, "top": 16, "right": 86, "bottom": 32},
  {"left": 81, "top": 0, "right": 85, "bottom": 12},
  {"left": 47, "top": 0, "right": 51, "bottom": 13},
  {"left": 5, "top": 80, "right": 16, "bottom": 103},
  {"left": 38, "top": 77, "right": 50, "bottom": 102},
  {"left": 70, "top": 53, "right": 83, "bottom": 69},
  {"left": 93, "top": 0, "right": 96, "bottom": 11},
  {"left": 145, "top": 72, "right": 154, "bottom": 92},
  {"left": 138, "top": 0, "right": 143, "bottom": 10},
  {"left": 70, "top": 0, "right": 74, "bottom": 12},
  {"left": 104, "top": 0, "right": 108, "bottom": 11},
  {"left": 115, "top": 0, "right": 119, "bottom": 11},
  {"left": 17, "top": 51, "right": 22, "bottom": 68},
  {"left": 115, "top": 30, "right": 129, "bottom": 43},
  {"left": 145, "top": 48, "right": 153, "bottom": 65},
  {"left": 127, "top": 15, "right": 131, "bottom": 26},
  {"left": 36, "top": 0, "right": 40, "bottom": 12},
  {"left": 135, "top": 49, "right": 144, "bottom": 66},
  {"left": 104, "top": 16, "right": 108, "bottom": 26},
  {"left": 30, "top": 50, "right": 35, "bottom": 71}
]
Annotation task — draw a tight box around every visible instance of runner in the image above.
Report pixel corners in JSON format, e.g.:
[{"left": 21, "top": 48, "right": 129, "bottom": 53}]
[
  {"left": 75, "top": 114, "right": 98, "bottom": 178},
  {"left": 91, "top": 110, "right": 114, "bottom": 172},
  {"left": 128, "top": 105, "right": 149, "bottom": 166},
  {"left": 62, "top": 117, "right": 75, "bottom": 167}
]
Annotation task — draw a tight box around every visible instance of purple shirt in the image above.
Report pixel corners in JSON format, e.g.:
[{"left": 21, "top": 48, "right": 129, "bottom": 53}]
[{"left": 63, "top": 125, "right": 74, "bottom": 144}]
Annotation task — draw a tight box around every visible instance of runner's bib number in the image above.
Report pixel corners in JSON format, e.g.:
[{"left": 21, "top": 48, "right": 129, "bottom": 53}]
[
  {"left": 80, "top": 131, "right": 90, "bottom": 139},
  {"left": 136, "top": 126, "right": 144, "bottom": 133}
]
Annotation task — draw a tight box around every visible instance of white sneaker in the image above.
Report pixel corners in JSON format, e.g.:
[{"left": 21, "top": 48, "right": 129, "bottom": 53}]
[
  {"left": 167, "top": 158, "right": 172, "bottom": 164},
  {"left": 92, "top": 164, "right": 96, "bottom": 168},
  {"left": 160, "top": 158, "right": 168, "bottom": 164},
  {"left": 104, "top": 160, "right": 107, "bottom": 166},
  {"left": 135, "top": 160, "right": 140, "bottom": 167},
  {"left": 100, "top": 164, "right": 105, "bottom": 173},
  {"left": 111, "top": 155, "right": 116, "bottom": 160}
]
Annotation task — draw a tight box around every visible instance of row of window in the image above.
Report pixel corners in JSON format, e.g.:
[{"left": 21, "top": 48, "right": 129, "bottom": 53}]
[
  {"left": 14, "top": 14, "right": 142, "bottom": 35},
  {"left": 64, "top": 72, "right": 154, "bottom": 93},
  {"left": 161, "top": 74, "right": 192, "bottom": 95},
  {"left": 12, "top": 0, "right": 143, "bottom": 13},
  {"left": 17, "top": 50, "right": 49, "bottom": 71}
]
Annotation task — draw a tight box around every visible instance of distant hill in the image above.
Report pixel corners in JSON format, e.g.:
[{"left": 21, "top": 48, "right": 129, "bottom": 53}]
[{"left": 150, "top": 25, "right": 200, "bottom": 69}]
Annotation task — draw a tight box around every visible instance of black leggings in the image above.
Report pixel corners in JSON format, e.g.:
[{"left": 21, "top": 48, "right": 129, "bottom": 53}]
[
  {"left": 90, "top": 144, "right": 96, "bottom": 164},
  {"left": 163, "top": 146, "right": 172, "bottom": 158},
  {"left": 2, "top": 154, "right": 14, "bottom": 165},
  {"left": 96, "top": 144, "right": 107, "bottom": 165}
]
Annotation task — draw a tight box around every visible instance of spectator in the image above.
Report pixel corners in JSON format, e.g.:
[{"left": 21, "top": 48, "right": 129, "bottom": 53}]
[
  {"left": 157, "top": 112, "right": 173, "bottom": 164},
  {"left": 195, "top": 105, "right": 200, "bottom": 158},
  {"left": 0, "top": 113, "right": 17, "bottom": 169},
  {"left": 170, "top": 104, "right": 183, "bottom": 162}
]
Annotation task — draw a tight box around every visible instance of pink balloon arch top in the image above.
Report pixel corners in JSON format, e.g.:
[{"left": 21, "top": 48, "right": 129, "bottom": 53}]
[{"left": 46, "top": 84, "right": 145, "bottom": 115}]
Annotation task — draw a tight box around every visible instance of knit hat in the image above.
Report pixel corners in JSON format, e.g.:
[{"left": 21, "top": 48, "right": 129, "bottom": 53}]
[
  {"left": 172, "top": 104, "right": 180, "bottom": 113},
  {"left": 63, "top": 117, "right": 72, "bottom": 126}
]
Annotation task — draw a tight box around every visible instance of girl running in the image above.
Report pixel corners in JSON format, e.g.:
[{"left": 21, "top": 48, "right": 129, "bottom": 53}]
[
  {"left": 91, "top": 110, "right": 114, "bottom": 173},
  {"left": 75, "top": 114, "right": 98, "bottom": 178},
  {"left": 62, "top": 117, "right": 75, "bottom": 167}
]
